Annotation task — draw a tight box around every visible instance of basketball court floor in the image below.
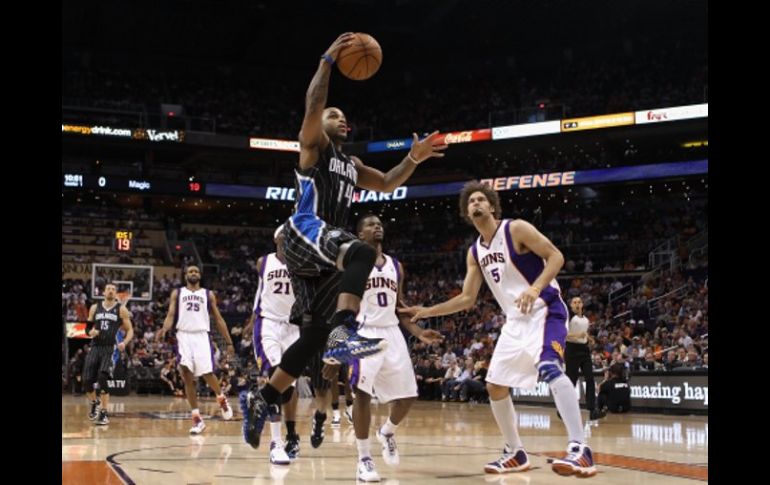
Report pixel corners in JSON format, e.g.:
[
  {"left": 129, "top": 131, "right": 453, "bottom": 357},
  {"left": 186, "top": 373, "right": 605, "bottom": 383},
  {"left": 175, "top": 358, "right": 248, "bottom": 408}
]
[{"left": 62, "top": 395, "right": 707, "bottom": 484}]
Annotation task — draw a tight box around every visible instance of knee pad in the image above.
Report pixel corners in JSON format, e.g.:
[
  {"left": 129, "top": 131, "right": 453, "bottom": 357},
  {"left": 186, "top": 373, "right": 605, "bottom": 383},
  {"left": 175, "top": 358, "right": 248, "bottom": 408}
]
[
  {"left": 339, "top": 241, "right": 376, "bottom": 297},
  {"left": 282, "top": 386, "right": 295, "bottom": 404},
  {"left": 537, "top": 361, "right": 564, "bottom": 384}
]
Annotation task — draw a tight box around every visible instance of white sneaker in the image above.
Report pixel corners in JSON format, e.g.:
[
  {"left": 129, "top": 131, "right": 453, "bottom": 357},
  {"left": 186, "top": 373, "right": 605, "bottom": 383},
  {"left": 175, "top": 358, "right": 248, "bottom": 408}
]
[
  {"left": 331, "top": 415, "right": 341, "bottom": 428},
  {"left": 345, "top": 405, "right": 354, "bottom": 424},
  {"left": 218, "top": 396, "right": 233, "bottom": 420},
  {"left": 357, "top": 457, "right": 381, "bottom": 482},
  {"left": 189, "top": 415, "right": 206, "bottom": 434},
  {"left": 551, "top": 441, "right": 597, "bottom": 478},
  {"left": 376, "top": 426, "right": 399, "bottom": 465},
  {"left": 269, "top": 439, "right": 291, "bottom": 465}
]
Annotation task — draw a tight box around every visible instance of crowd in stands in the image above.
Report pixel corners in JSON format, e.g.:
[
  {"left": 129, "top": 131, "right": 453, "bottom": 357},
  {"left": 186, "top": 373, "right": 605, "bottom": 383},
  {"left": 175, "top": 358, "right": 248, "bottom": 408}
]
[{"left": 63, "top": 193, "right": 708, "bottom": 403}]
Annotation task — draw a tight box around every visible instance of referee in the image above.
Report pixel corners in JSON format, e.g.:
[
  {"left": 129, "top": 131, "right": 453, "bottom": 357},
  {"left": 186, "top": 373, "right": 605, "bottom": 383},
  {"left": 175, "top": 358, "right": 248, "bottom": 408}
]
[{"left": 565, "top": 297, "right": 604, "bottom": 420}]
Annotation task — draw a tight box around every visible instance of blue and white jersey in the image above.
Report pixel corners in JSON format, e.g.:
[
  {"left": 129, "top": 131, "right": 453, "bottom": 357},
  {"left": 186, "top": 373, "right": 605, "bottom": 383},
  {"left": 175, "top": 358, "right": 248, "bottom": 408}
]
[{"left": 292, "top": 143, "right": 358, "bottom": 228}]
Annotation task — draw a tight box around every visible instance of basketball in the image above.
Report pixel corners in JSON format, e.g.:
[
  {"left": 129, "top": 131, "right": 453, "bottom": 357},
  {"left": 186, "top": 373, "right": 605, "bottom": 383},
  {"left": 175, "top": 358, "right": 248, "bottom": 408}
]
[{"left": 336, "top": 33, "right": 382, "bottom": 81}]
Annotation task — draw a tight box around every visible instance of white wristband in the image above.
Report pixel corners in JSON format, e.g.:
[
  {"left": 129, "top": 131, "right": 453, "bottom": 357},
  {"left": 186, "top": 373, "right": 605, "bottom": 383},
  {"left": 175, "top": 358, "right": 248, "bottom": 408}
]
[{"left": 407, "top": 152, "right": 420, "bottom": 164}]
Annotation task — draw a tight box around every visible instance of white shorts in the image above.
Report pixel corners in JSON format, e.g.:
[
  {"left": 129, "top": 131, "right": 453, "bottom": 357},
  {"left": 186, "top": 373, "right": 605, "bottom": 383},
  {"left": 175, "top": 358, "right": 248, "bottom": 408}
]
[
  {"left": 176, "top": 331, "right": 215, "bottom": 377},
  {"left": 350, "top": 325, "right": 417, "bottom": 403},
  {"left": 254, "top": 316, "right": 300, "bottom": 372},
  {"left": 486, "top": 299, "right": 569, "bottom": 390}
]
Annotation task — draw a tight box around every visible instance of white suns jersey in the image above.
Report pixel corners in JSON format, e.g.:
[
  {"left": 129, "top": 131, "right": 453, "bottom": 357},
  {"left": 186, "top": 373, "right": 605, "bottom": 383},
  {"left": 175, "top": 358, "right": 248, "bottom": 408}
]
[
  {"left": 176, "top": 287, "right": 211, "bottom": 332},
  {"left": 358, "top": 254, "right": 401, "bottom": 328},
  {"left": 253, "top": 253, "right": 294, "bottom": 321},
  {"left": 471, "top": 219, "right": 561, "bottom": 316}
]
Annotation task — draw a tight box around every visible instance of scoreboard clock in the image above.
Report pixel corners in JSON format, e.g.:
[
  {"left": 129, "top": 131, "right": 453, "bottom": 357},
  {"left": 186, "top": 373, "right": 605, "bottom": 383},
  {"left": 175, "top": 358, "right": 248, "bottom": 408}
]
[{"left": 114, "top": 230, "right": 133, "bottom": 252}]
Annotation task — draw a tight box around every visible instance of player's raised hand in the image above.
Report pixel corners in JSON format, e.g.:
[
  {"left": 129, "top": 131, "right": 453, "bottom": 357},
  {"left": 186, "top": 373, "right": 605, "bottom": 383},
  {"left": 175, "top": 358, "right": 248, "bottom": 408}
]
[
  {"left": 324, "top": 32, "right": 357, "bottom": 62},
  {"left": 408, "top": 131, "right": 448, "bottom": 164}
]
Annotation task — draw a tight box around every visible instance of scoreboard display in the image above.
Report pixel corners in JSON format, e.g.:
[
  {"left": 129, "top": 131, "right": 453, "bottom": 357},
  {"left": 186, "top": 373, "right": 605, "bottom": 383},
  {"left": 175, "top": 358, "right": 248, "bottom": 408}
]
[{"left": 115, "top": 230, "right": 133, "bottom": 252}]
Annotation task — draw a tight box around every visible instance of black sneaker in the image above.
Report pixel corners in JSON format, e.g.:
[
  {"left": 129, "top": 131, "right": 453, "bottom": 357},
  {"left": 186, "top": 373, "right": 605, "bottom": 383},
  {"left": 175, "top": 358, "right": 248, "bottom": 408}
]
[
  {"left": 285, "top": 433, "right": 300, "bottom": 460},
  {"left": 95, "top": 410, "right": 109, "bottom": 426},
  {"left": 244, "top": 387, "right": 271, "bottom": 449},
  {"left": 589, "top": 408, "right": 607, "bottom": 420},
  {"left": 88, "top": 398, "right": 100, "bottom": 421},
  {"left": 310, "top": 412, "right": 326, "bottom": 448}
]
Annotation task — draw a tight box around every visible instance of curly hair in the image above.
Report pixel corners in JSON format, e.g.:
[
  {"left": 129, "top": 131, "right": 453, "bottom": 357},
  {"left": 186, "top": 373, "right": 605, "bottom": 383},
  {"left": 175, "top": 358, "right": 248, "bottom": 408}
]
[{"left": 458, "top": 180, "right": 502, "bottom": 225}]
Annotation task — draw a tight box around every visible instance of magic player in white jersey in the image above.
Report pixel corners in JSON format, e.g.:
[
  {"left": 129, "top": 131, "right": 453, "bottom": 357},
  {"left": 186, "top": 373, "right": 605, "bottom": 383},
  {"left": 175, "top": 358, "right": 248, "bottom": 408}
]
[
  {"left": 158, "top": 265, "right": 234, "bottom": 434},
  {"left": 242, "top": 225, "right": 301, "bottom": 464},
  {"left": 401, "top": 181, "right": 597, "bottom": 478},
  {"left": 327, "top": 214, "right": 443, "bottom": 482}
]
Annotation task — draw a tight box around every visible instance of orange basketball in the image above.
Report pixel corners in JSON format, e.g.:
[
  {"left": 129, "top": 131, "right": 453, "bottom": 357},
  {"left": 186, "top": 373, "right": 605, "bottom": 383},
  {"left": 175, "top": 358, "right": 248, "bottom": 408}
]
[{"left": 336, "top": 33, "right": 382, "bottom": 81}]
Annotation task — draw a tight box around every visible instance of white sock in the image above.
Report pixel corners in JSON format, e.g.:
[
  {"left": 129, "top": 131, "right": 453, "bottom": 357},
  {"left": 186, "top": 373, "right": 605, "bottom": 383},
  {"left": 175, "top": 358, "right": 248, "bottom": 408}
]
[
  {"left": 191, "top": 408, "right": 200, "bottom": 417},
  {"left": 550, "top": 374, "right": 585, "bottom": 443},
  {"left": 270, "top": 421, "right": 282, "bottom": 442},
  {"left": 380, "top": 418, "right": 399, "bottom": 436},
  {"left": 357, "top": 438, "right": 371, "bottom": 460},
  {"left": 489, "top": 397, "right": 523, "bottom": 451},
  {"left": 333, "top": 409, "right": 341, "bottom": 420}
]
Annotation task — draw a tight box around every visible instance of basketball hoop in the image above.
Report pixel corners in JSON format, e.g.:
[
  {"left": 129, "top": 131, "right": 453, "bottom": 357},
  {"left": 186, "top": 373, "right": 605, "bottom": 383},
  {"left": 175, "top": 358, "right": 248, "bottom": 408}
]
[{"left": 117, "top": 291, "right": 131, "bottom": 306}]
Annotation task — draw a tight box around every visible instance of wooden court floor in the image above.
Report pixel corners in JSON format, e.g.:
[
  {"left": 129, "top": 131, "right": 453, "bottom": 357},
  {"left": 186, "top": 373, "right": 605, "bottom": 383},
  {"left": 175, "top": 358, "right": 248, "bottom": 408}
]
[{"left": 62, "top": 395, "right": 707, "bottom": 484}]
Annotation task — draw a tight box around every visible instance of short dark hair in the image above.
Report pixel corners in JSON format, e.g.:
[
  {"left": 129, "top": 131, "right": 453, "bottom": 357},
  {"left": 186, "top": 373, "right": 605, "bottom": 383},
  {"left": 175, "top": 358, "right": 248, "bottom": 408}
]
[
  {"left": 356, "top": 212, "right": 380, "bottom": 234},
  {"left": 458, "top": 180, "right": 503, "bottom": 225},
  {"left": 609, "top": 363, "right": 625, "bottom": 378}
]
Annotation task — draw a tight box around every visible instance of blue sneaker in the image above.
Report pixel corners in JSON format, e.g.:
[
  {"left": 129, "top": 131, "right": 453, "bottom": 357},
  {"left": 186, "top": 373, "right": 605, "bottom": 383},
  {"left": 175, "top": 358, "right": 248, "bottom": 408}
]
[
  {"left": 239, "top": 387, "right": 270, "bottom": 449},
  {"left": 551, "top": 441, "right": 597, "bottom": 477},
  {"left": 322, "top": 324, "right": 388, "bottom": 365},
  {"left": 238, "top": 390, "right": 250, "bottom": 443},
  {"left": 484, "top": 448, "right": 531, "bottom": 473}
]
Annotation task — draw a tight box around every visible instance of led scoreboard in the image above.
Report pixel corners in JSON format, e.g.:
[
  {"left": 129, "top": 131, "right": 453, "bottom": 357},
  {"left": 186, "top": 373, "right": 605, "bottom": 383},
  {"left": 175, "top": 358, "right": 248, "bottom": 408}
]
[{"left": 115, "top": 230, "right": 133, "bottom": 252}]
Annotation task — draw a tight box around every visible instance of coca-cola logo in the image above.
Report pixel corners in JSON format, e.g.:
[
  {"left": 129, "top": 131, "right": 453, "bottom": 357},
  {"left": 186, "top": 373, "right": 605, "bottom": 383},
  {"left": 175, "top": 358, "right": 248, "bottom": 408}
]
[
  {"left": 646, "top": 111, "right": 668, "bottom": 121},
  {"left": 443, "top": 131, "right": 473, "bottom": 144}
]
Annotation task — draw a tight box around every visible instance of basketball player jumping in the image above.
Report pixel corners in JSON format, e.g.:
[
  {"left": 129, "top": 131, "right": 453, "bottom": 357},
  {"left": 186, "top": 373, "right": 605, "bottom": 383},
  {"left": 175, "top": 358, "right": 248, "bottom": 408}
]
[
  {"left": 243, "top": 32, "right": 447, "bottom": 449},
  {"left": 83, "top": 283, "right": 134, "bottom": 425},
  {"left": 401, "top": 181, "right": 597, "bottom": 478},
  {"left": 326, "top": 213, "right": 443, "bottom": 481},
  {"left": 157, "top": 266, "right": 234, "bottom": 434}
]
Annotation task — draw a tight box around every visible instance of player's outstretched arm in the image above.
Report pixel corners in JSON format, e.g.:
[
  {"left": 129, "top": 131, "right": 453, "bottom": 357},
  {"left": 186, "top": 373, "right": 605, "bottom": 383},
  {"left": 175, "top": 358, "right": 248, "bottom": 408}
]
[
  {"left": 354, "top": 131, "right": 448, "bottom": 193},
  {"left": 395, "top": 261, "right": 444, "bottom": 344},
  {"left": 398, "top": 248, "right": 483, "bottom": 322}
]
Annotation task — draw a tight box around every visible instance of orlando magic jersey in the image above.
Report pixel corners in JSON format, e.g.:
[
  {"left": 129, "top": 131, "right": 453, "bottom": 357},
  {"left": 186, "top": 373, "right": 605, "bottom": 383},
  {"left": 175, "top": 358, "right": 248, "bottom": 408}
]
[
  {"left": 92, "top": 301, "right": 122, "bottom": 346},
  {"left": 358, "top": 255, "right": 401, "bottom": 328},
  {"left": 471, "top": 219, "right": 563, "bottom": 315},
  {"left": 253, "top": 253, "right": 294, "bottom": 321},
  {"left": 176, "top": 287, "right": 211, "bottom": 332},
  {"left": 293, "top": 143, "right": 358, "bottom": 226}
]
